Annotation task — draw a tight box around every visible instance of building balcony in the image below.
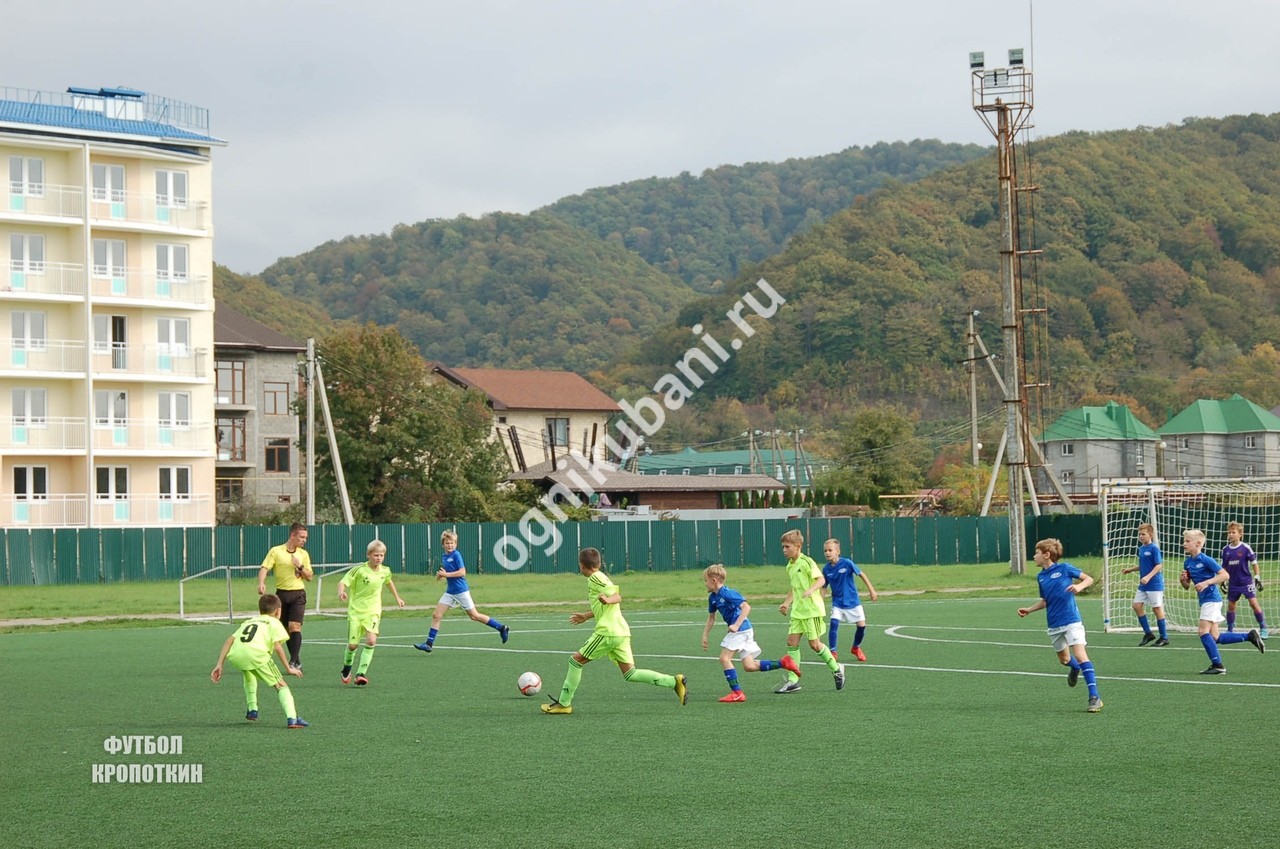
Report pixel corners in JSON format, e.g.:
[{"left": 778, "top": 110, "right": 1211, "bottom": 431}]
[
  {"left": 0, "top": 417, "right": 87, "bottom": 451},
  {"left": 90, "top": 191, "right": 208, "bottom": 233},
  {"left": 4, "top": 262, "right": 87, "bottom": 298},
  {"left": 4, "top": 185, "right": 84, "bottom": 220},
  {"left": 0, "top": 418, "right": 215, "bottom": 453},
  {"left": 0, "top": 340, "right": 209, "bottom": 378},
  {"left": 91, "top": 270, "right": 211, "bottom": 307},
  {"left": 0, "top": 494, "right": 212, "bottom": 527},
  {"left": 92, "top": 419, "right": 215, "bottom": 453}
]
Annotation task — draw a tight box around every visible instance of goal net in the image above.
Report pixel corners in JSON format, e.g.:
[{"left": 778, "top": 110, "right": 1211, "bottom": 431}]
[{"left": 1101, "top": 479, "right": 1280, "bottom": 633}]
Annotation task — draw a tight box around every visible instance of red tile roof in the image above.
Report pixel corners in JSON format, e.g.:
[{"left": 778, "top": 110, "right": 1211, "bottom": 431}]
[{"left": 431, "top": 364, "right": 620, "bottom": 412}]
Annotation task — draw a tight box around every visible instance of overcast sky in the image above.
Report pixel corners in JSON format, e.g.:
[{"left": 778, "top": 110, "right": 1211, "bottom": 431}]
[{"left": 12, "top": 0, "right": 1280, "bottom": 273}]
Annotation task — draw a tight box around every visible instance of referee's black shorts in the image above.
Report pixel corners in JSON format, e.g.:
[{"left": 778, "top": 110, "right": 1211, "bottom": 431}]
[{"left": 276, "top": 589, "right": 307, "bottom": 626}]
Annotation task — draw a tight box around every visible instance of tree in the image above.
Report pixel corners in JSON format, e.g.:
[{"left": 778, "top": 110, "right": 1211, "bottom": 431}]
[
  {"left": 314, "top": 324, "right": 509, "bottom": 523},
  {"left": 830, "top": 405, "right": 931, "bottom": 502}
]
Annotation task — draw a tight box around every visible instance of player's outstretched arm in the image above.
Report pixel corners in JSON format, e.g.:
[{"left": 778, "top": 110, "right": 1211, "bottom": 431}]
[{"left": 211, "top": 635, "right": 235, "bottom": 682}]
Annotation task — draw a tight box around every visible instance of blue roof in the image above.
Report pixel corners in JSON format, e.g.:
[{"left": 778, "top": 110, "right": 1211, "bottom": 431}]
[{"left": 0, "top": 86, "right": 223, "bottom": 145}]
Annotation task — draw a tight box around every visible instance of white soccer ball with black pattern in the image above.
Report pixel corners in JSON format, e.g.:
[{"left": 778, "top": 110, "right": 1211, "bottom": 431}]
[{"left": 517, "top": 671, "right": 542, "bottom": 696}]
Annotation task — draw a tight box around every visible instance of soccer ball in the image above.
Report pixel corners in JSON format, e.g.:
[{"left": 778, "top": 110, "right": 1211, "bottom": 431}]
[{"left": 517, "top": 671, "right": 542, "bottom": 696}]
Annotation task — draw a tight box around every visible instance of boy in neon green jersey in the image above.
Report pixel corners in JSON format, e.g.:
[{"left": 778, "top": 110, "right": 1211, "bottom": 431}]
[
  {"left": 776, "top": 529, "right": 845, "bottom": 693},
  {"left": 338, "top": 539, "right": 405, "bottom": 686},
  {"left": 541, "top": 547, "right": 688, "bottom": 714},
  {"left": 211, "top": 594, "right": 308, "bottom": 728}
]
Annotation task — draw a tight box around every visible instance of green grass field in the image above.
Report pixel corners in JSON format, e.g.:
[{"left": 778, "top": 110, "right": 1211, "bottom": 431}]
[{"left": 2, "top": 564, "right": 1276, "bottom": 849}]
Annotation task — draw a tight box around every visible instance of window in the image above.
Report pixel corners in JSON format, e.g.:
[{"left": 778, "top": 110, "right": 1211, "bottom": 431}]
[
  {"left": 9, "top": 234, "right": 45, "bottom": 273},
  {"left": 497, "top": 415, "right": 508, "bottom": 424},
  {"left": 158, "top": 466, "right": 191, "bottom": 500},
  {"left": 92, "top": 163, "right": 125, "bottom": 202},
  {"left": 265, "top": 438, "right": 291, "bottom": 473},
  {"left": 93, "top": 389, "right": 128, "bottom": 427},
  {"left": 92, "top": 239, "right": 127, "bottom": 278},
  {"left": 95, "top": 466, "right": 129, "bottom": 499},
  {"left": 1246, "top": 465, "right": 1257, "bottom": 477},
  {"left": 93, "top": 314, "right": 128, "bottom": 369},
  {"left": 1060, "top": 443, "right": 1075, "bottom": 457},
  {"left": 734, "top": 465, "right": 743, "bottom": 474},
  {"left": 156, "top": 317, "right": 190, "bottom": 353},
  {"left": 11, "top": 311, "right": 47, "bottom": 351},
  {"left": 158, "top": 391, "right": 191, "bottom": 427},
  {"left": 155, "top": 170, "right": 188, "bottom": 208},
  {"left": 264, "top": 382, "right": 290, "bottom": 415},
  {"left": 1061, "top": 470, "right": 1075, "bottom": 483},
  {"left": 1245, "top": 435, "right": 1258, "bottom": 449},
  {"left": 11, "top": 388, "right": 47, "bottom": 426},
  {"left": 1180, "top": 437, "right": 1190, "bottom": 450},
  {"left": 155, "top": 243, "right": 188, "bottom": 282},
  {"left": 13, "top": 465, "right": 48, "bottom": 500},
  {"left": 544, "top": 417, "right": 569, "bottom": 447},
  {"left": 216, "top": 360, "right": 246, "bottom": 404},
  {"left": 216, "top": 477, "right": 244, "bottom": 504},
  {"left": 9, "top": 156, "right": 44, "bottom": 196},
  {"left": 217, "top": 416, "right": 246, "bottom": 461}
]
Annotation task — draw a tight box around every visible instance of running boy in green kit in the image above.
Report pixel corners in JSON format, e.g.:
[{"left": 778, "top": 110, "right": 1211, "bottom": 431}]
[
  {"left": 541, "top": 547, "right": 688, "bottom": 714},
  {"left": 337, "top": 539, "right": 405, "bottom": 686},
  {"left": 210, "top": 594, "right": 308, "bottom": 728},
  {"left": 776, "top": 529, "right": 846, "bottom": 693}
]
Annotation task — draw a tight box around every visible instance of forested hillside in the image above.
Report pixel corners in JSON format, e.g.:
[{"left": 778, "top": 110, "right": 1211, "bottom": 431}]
[
  {"left": 543, "top": 139, "right": 988, "bottom": 291},
  {"left": 610, "top": 113, "right": 1280, "bottom": 437},
  {"left": 248, "top": 139, "right": 986, "bottom": 372}
]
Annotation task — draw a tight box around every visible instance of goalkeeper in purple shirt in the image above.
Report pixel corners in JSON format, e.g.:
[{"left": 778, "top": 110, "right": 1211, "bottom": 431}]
[
  {"left": 1017, "top": 538, "right": 1102, "bottom": 713},
  {"left": 1179, "top": 528, "right": 1263, "bottom": 675},
  {"left": 1222, "top": 521, "right": 1267, "bottom": 638}
]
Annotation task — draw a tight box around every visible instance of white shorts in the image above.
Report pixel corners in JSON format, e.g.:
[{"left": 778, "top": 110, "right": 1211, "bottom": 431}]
[
  {"left": 1199, "top": 601, "right": 1225, "bottom": 624},
  {"left": 720, "top": 627, "right": 763, "bottom": 659},
  {"left": 830, "top": 605, "right": 867, "bottom": 624},
  {"left": 1048, "top": 622, "right": 1087, "bottom": 652},
  {"left": 1133, "top": 589, "right": 1164, "bottom": 609},
  {"left": 437, "top": 591, "right": 476, "bottom": 611}
]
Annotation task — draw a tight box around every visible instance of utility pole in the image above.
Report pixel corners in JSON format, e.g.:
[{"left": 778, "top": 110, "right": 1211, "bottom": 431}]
[
  {"left": 968, "top": 309, "right": 980, "bottom": 467},
  {"left": 305, "top": 337, "right": 315, "bottom": 525},
  {"left": 971, "top": 48, "right": 1033, "bottom": 574}
]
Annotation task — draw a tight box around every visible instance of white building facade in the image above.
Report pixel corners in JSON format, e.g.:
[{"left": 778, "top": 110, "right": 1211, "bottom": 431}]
[{"left": 0, "top": 85, "right": 225, "bottom": 527}]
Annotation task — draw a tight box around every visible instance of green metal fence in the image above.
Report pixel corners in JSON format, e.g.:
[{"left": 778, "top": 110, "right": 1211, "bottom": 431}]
[{"left": 0, "top": 514, "right": 1104, "bottom": 585}]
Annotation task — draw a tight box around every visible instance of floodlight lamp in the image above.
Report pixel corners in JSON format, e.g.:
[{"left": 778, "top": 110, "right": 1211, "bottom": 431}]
[
  {"left": 969, "top": 51, "right": 985, "bottom": 69},
  {"left": 1008, "top": 48, "right": 1024, "bottom": 66}
]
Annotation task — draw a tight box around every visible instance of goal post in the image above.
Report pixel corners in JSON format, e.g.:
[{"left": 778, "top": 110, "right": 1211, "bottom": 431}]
[{"left": 1101, "top": 479, "right": 1280, "bottom": 633}]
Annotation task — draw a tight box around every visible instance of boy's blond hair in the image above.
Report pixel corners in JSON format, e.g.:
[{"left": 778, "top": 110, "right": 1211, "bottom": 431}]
[
  {"left": 824, "top": 538, "right": 841, "bottom": 550},
  {"left": 1227, "top": 521, "right": 1244, "bottom": 534},
  {"left": 703, "top": 563, "right": 727, "bottom": 583},
  {"left": 367, "top": 539, "right": 386, "bottom": 554},
  {"left": 1137, "top": 522, "right": 1154, "bottom": 537},
  {"left": 1184, "top": 529, "right": 1206, "bottom": 544},
  {"left": 441, "top": 529, "right": 458, "bottom": 544},
  {"left": 1035, "top": 538, "right": 1064, "bottom": 562},
  {"left": 781, "top": 529, "right": 804, "bottom": 546}
]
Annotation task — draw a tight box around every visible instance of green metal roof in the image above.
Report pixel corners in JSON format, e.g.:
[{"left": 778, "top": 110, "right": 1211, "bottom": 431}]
[
  {"left": 1040, "top": 401, "right": 1158, "bottom": 441},
  {"left": 1157, "top": 393, "right": 1280, "bottom": 435}
]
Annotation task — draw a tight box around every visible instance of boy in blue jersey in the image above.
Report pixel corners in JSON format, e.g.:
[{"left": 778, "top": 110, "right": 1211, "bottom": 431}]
[
  {"left": 700, "top": 564, "right": 801, "bottom": 702},
  {"left": 1179, "top": 528, "right": 1263, "bottom": 674},
  {"left": 1121, "top": 523, "right": 1168, "bottom": 646},
  {"left": 1017, "top": 538, "right": 1103, "bottom": 712},
  {"left": 821, "top": 539, "right": 878, "bottom": 662},
  {"left": 1222, "top": 521, "right": 1267, "bottom": 638},
  {"left": 414, "top": 529, "right": 509, "bottom": 652}
]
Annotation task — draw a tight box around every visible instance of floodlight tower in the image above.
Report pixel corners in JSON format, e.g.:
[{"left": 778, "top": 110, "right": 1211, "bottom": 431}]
[{"left": 971, "top": 48, "right": 1035, "bottom": 575}]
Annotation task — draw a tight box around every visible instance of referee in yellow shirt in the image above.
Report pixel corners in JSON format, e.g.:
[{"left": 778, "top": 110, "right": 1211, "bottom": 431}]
[{"left": 257, "top": 522, "right": 313, "bottom": 670}]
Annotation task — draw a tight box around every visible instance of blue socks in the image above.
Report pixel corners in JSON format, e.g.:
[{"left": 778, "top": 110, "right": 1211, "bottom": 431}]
[
  {"left": 1138, "top": 614, "right": 1151, "bottom": 635},
  {"left": 854, "top": 625, "right": 866, "bottom": 647},
  {"left": 1217, "top": 631, "right": 1248, "bottom": 645},
  {"left": 1157, "top": 618, "right": 1168, "bottom": 639},
  {"left": 1201, "top": 633, "right": 1223, "bottom": 663},
  {"left": 1080, "top": 661, "right": 1099, "bottom": 699},
  {"left": 828, "top": 619, "right": 839, "bottom": 653},
  {"left": 724, "top": 668, "right": 741, "bottom": 691}
]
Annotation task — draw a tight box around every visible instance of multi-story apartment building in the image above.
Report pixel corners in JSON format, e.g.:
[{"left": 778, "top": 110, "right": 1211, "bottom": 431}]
[
  {"left": 0, "top": 85, "right": 224, "bottom": 527},
  {"left": 214, "top": 305, "right": 305, "bottom": 520}
]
